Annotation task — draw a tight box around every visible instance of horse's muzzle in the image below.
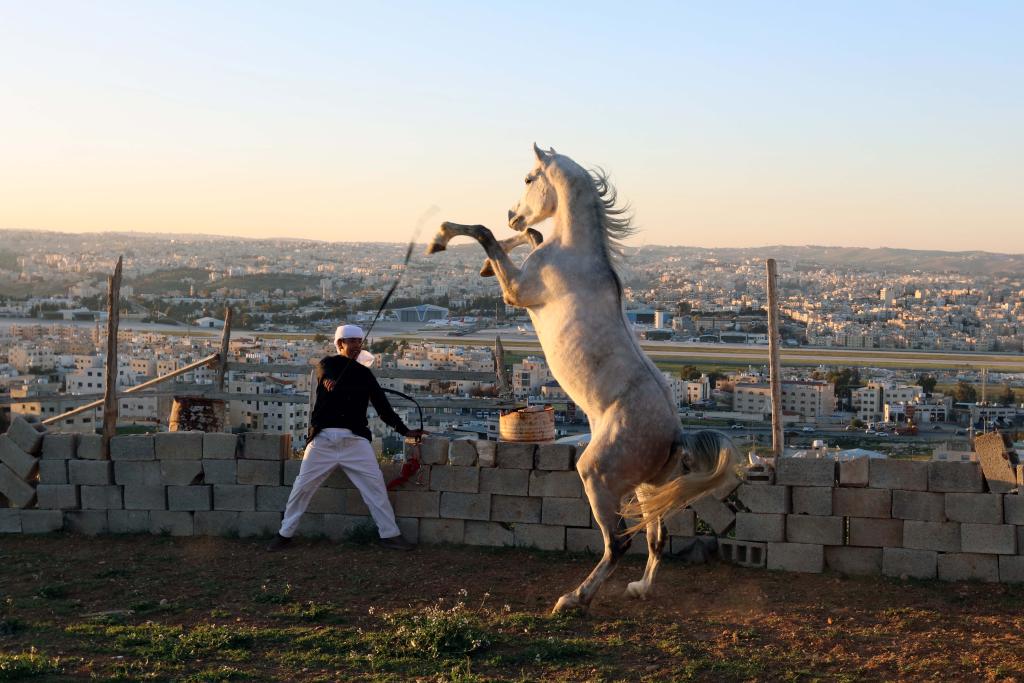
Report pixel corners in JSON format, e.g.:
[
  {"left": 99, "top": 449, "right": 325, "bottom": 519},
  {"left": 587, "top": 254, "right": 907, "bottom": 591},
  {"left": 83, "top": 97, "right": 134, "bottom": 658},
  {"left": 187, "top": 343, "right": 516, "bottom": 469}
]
[{"left": 508, "top": 210, "right": 526, "bottom": 231}]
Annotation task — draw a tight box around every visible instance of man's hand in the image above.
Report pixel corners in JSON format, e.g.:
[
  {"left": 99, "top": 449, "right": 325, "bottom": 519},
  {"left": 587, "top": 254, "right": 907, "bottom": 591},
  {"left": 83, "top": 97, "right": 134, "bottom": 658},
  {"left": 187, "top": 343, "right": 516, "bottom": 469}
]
[
  {"left": 323, "top": 379, "right": 337, "bottom": 392},
  {"left": 405, "top": 429, "right": 428, "bottom": 440}
]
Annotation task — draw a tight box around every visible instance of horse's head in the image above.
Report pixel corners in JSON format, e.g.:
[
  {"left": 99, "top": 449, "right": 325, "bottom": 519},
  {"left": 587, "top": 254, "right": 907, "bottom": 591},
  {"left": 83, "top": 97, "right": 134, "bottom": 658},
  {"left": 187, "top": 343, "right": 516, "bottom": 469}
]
[{"left": 508, "top": 143, "right": 559, "bottom": 231}]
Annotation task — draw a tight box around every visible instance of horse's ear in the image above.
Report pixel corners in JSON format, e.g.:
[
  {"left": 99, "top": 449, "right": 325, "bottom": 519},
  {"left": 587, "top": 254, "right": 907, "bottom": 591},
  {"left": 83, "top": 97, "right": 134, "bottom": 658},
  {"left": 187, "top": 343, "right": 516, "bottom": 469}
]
[
  {"left": 549, "top": 146, "right": 557, "bottom": 155},
  {"left": 533, "top": 142, "right": 546, "bottom": 162}
]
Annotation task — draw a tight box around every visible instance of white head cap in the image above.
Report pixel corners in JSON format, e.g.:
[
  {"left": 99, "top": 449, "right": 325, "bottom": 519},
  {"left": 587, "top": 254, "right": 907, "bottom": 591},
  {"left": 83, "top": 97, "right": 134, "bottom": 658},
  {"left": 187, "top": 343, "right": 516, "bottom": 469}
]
[{"left": 334, "top": 324, "right": 365, "bottom": 343}]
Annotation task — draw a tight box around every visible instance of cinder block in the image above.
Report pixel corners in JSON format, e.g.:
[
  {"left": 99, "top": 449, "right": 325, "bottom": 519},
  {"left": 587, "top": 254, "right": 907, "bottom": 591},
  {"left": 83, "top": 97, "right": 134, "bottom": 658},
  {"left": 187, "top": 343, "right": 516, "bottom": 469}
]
[
  {"left": 491, "top": 494, "right": 541, "bottom": 523},
  {"left": 307, "top": 488, "right": 346, "bottom": 514},
  {"left": 833, "top": 488, "right": 891, "bottom": 518},
  {"left": 690, "top": 494, "right": 736, "bottom": 534},
  {"left": 528, "top": 470, "right": 582, "bottom": 498},
  {"left": 786, "top": 515, "right": 843, "bottom": 545},
  {"left": 903, "top": 520, "right": 961, "bottom": 552},
  {"left": 439, "top": 492, "right": 491, "bottom": 520},
  {"left": 0, "top": 463, "right": 36, "bottom": 507},
  {"left": 109, "top": 435, "right": 155, "bottom": 461},
  {"left": 322, "top": 514, "right": 374, "bottom": 541},
  {"left": 892, "top": 490, "right": 946, "bottom": 521},
  {"left": 945, "top": 493, "right": 1002, "bottom": 524},
  {"left": 766, "top": 542, "right": 824, "bottom": 573},
  {"left": 848, "top": 518, "right": 903, "bottom": 547},
  {"left": 214, "top": 484, "right": 256, "bottom": 511},
  {"left": 882, "top": 547, "right": 937, "bottom": 579},
  {"left": 203, "top": 433, "right": 239, "bottom": 459},
  {"left": 36, "top": 484, "right": 79, "bottom": 510},
  {"left": 203, "top": 459, "right": 237, "bottom": 485},
  {"left": 999, "top": 555, "right": 1024, "bottom": 583},
  {"left": 237, "top": 511, "right": 281, "bottom": 537},
  {"left": 76, "top": 434, "right": 104, "bottom": 460},
  {"left": 282, "top": 459, "right": 301, "bottom": 486},
  {"left": 241, "top": 433, "right": 290, "bottom": 460},
  {"left": 743, "top": 464, "right": 774, "bottom": 485},
  {"left": 256, "top": 486, "right": 292, "bottom": 512},
  {"left": 975, "top": 431, "right": 1016, "bottom": 494},
  {"left": 194, "top": 511, "right": 239, "bottom": 536},
  {"left": 419, "top": 518, "right": 464, "bottom": 544},
  {"left": 938, "top": 553, "right": 999, "bottom": 583},
  {"left": 123, "top": 485, "right": 166, "bottom": 510},
  {"left": 665, "top": 508, "right": 696, "bottom": 536},
  {"left": 496, "top": 442, "right": 535, "bottom": 469},
  {"left": 825, "top": 546, "right": 882, "bottom": 576},
  {"left": 38, "top": 459, "right": 68, "bottom": 485},
  {"left": 535, "top": 444, "right": 573, "bottom": 471},
  {"left": 237, "top": 460, "right": 282, "bottom": 486},
  {"left": 447, "top": 439, "right": 478, "bottom": 466},
  {"left": 391, "top": 490, "right": 439, "bottom": 518},
  {"left": 82, "top": 485, "right": 123, "bottom": 510},
  {"left": 41, "top": 433, "right": 77, "bottom": 460},
  {"left": 161, "top": 460, "right": 204, "bottom": 486},
  {"left": 417, "top": 437, "right": 449, "bottom": 465},
  {"left": 475, "top": 440, "right": 496, "bottom": 467},
  {"left": 464, "top": 520, "right": 513, "bottom": 546},
  {"left": 430, "top": 466, "right": 480, "bottom": 493},
  {"left": 542, "top": 497, "right": 590, "bottom": 527},
  {"left": 6, "top": 415, "right": 44, "bottom": 454},
  {"left": 718, "top": 539, "right": 767, "bottom": 567},
  {"left": 0, "top": 434, "right": 39, "bottom": 480},
  {"left": 869, "top": 459, "right": 927, "bottom": 491},
  {"left": 21, "top": 510, "right": 64, "bottom": 534},
  {"left": 150, "top": 510, "right": 194, "bottom": 536},
  {"left": 566, "top": 527, "right": 604, "bottom": 553},
  {"left": 709, "top": 470, "right": 741, "bottom": 500},
  {"left": 65, "top": 510, "right": 108, "bottom": 535},
  {"left": 1006, "top": 496, "right": 1024, "bottom": 524},
  {"left": 0, "top": 509, "right": 21, "bottom": 533},
  {"left": 167, "top": 485, "right": 212, "bottom": 511},
  {"left": 114, "top": 461, "right": 162, "bottom": 486},
  {"left": 395, "top": 517, "right": 418, "bottom": 543},
  {"left": 928, "top": 461, "right": 984, "bottom": 493},
  {"left": 791, "top": 486, "right": 832, "bottom": 516},
  {"left": 480, "top": 468, "right": 529, "bottom": 496},
  {"left": 735, "top": 512, "right": 785, "bottom": 542},
  {"left": 737, "top": 484, "right": 790, "bottom": 514},
  {"left": 839, "top": 456, "right": 870, "bottom": 487},
  {"left": 154, "top": 431, "right": 204, "bottom": 460},
  {"left": 514, "top": 523, "right": 565, "bottom": 551},
  {"left": 961, "top": 523, "right": 1016, "bottom": 554},
  {"left": 108, "top": 510, "right": 150, "bottom": 534},
  {"left": 775, "top": 458, "right": 835, "bottom": 487},
  {"left": 293, "top": 513, "right": 323, "bottom": 538}
]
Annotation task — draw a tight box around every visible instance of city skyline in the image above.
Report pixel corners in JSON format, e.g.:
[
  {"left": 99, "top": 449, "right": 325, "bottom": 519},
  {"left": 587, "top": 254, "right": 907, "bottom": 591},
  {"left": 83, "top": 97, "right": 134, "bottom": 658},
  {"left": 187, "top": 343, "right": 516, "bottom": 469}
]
[{"left": 2, "top": 2, "right": 1022, "bottom": 251}]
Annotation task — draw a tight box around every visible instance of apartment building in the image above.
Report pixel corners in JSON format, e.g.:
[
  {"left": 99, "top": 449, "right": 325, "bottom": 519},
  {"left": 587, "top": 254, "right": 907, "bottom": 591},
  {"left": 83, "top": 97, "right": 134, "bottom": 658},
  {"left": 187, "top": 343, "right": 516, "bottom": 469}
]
[{"left": 733, "top": 380, "right": 836, "bottom": 420}]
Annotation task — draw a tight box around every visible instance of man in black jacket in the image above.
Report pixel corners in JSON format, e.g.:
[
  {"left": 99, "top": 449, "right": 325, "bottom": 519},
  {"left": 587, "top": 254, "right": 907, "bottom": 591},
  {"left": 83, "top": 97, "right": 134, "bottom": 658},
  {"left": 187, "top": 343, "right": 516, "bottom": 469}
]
[{"left": 268, "top": 324, "right": 425, "bottom": 551}]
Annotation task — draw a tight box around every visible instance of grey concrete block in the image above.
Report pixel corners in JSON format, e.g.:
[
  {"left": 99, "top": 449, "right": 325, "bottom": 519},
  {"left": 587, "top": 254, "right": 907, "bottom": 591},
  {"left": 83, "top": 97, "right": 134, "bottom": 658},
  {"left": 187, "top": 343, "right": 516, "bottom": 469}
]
[
  {"left": 241, "top": 433, "right": 290, "bottom": 460},
  {"left": 41, "top": 433, "right": 77, "bottom": 460},
  {"left": 690, "top": 494, "right": 736, "bottom": 534},
  {"left": 65, "top": 510, "right": 108, "bottom": 535},
  {"left": 833, "top": 488, "right": 891, "bottom": 519},
  {"left": 447, "top": 439, "right": 477, "bottom": 466},
  {"left": 417, "top": 437, "right": 449, "bottom": 465},
  {"left": 882, "top": 548, "right": 937, "bottom": 579},
  {"left": 1005, "top": 496, "right": 1024, "bottom": 524},
  {"left": 496, "top": 442, "right": 535, "bottom": 469},
  {"left": 81, "top": 485, "right": 124, "bottom": 510},
  {"left": 167, "top": 485, "right": 212, "bottom": 511},
  {"left": 109, "top": 435, "right": 155, "bottom": 461},
  {"left": 566, "top": 527, "right": 604, "bottom": 553},
  {"left": 767, "top": 542, "right": 824, "bottom": 573},
  {"left": 999, "top": 555, "right": 1024, "bottom": 583},
  {"left": 479, "top": 468, "right": 529, "bottom": 496},
  {"left": 36, "top": 484, "right": 79, "bottom": 510},
  {"left": 203, "top": 433, "right": 239, "bottom": 459},
  {"left": 256, "top": 486, "right": 292, "bottom": 512},
  {"left": 0, "top": 434, "right": 39, "bottom": 480},
  {"left": 282, "top": 459, "right": 301, "bottom": 486},
  {"left": 718, "top": 539, "right": 767, "bottom": 567},
  {"left": 475, "top": 440, "right": 496, "bottom": 467},
  {"left": 161, "top": 460, "right": 205, "bottom": 486},
  {"left": 322, "top": 514, "right": 374, "bottom": 541},
  {"left": 308, "top": 488, "right": 346, "bottom": 514},
  {"left": 0, "top": 509, "right": 21, "bottom": 533},
  {"left": 514, "top": 523, "right": 565, "bottom": 551},
  {"left": 839, "top": 456, "right": 870, "bottom": 487},
  {"left": 737, "top": 484, "right": 790, "bottom": 514},
  {"left": 291, "top": 512, "right": 323, "bottom": 538},
  {"left": 791, "top": 486, "right": 832, "bottom": 516},
  {"left": 491, "top": 494, "right": 542, "bottom": 523},
  {"left": 392, "top": 490, "right": 439, "bottom": 518},
  {"left": 194, "top": 510, "right": 239, "bottom": 536},
  {"left": 378, "top": 462, "right": 428, "bottom": 491},
  {"left": 21, "top": 510, "right": 64, "bottom": 534},
  {"left": 665, "top": 509, "right": 696, "bottom": 536},
  {"left": 237, "top": 460, "right": 282, "bottom": 486},
  {"left": 975, "top": 431, "right": 1017, "bottom": 494},
  {"left": 439, "top": 492, "right": 491, "bottom": 520},
  {"left": 0, "top": 463, "right": 35, "bottom": 507},
  {"left": 848, "top": 518, "right": 903, "bottom": 547},
  {"left": 108, "top": 510, "right": 150, "bottom": 534},
  {"left": 323, "top": 466, "right": 355, "bottom": 488},
  {"left": 155, "top": 431, "right": 204, "bottom": 460},
  {"left": 237, "top": 511, "right": 281, "bottom": 537},
  {"left": 735, "top": 512, "right": 785, "bottom": 542},
  {"left": 114, "top": 461, "right": 162, "bottom": 486},
  {"left": 710, "top": 470, "right": 742, "bottom": 500},
  {"left": 430, "top": 466, "right": 480, "bottom": 493},
  {"left": 214, "top": 484, "right": 256, "bottom": 511},
  {"left": 961, "top": 523, "right": 1016, "bottom": 554},
  {"left": 776, "top": 458, "right": 835, "bottom": 487},
  {"left": 535, "top": 444, "right": 573, "bottom": 471},
  {"left": 786, "top": 515, "right": 844, "bottom": 545},
  {"left": 123, "top": 485, "right": 166, "bottom": 510},
  {"left": 6, "top": 415, "right": 44, "bottom": 454},
  {"left": 150, "top": 510, "right": 194, "bottom": 536},
  {"left": 76, "top": 434, "right": 104, "bottom": 460},
  {"left": 542, "top": 497, "right": 590, "bottom": 527},
  {"left": 203, "top": 459, "right": 237, "bottom": 485},
  {"left": 825, "top": 546, "right": 882, "bottom": 576},
  {"left": 928, "top": 461, "right": 984, "bottom": 493},
  {"left": 38, "top": 459, "right": 68, "bottom": 485},
  {"left": 938, "top": 552, "right": 999, "bottom": 583},
  {"left": 464, "top": 520, "right": 513, "bottom": 546},
  {"left": 396, "top": 517, "right": 419, "bottom": 544},
  {"left": 892, "top": 490, "right": 946, "bottom": 522},
  {"left": 945, "top": 493, "right": 1002, "bottom": 524},
  {"left": 869, "top": 459, "right": 927, "bottom": 491},
  {"left": 419, "top": 518, "right": 464, "bottom": 544},
  {"left": 528, "top": 470, "right": 582, "bottom": 498},
  {"left": 903, "top": 520, "right": 961, "bottom": 552}
]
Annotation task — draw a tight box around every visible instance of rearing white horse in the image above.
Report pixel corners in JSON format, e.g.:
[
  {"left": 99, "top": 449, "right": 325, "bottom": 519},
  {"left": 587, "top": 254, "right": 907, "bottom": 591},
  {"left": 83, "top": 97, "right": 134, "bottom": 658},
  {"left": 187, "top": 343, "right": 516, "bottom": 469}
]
[{"left": 427, "top": 145, "right": 735, "bottom": 612}]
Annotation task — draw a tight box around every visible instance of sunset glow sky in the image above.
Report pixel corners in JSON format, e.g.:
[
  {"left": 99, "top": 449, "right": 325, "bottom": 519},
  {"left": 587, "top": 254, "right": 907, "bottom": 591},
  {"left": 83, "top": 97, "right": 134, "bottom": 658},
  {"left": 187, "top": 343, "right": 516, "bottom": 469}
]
[{"left": 1, "top": 2, "right": 1022, "bottom": 251}]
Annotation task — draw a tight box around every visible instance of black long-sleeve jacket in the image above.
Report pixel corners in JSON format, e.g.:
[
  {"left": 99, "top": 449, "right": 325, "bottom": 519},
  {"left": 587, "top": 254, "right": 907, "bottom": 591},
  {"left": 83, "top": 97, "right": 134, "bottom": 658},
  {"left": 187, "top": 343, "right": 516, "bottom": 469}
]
[{"left": 308, "top": 354, "right": 409, "bottom": 442}]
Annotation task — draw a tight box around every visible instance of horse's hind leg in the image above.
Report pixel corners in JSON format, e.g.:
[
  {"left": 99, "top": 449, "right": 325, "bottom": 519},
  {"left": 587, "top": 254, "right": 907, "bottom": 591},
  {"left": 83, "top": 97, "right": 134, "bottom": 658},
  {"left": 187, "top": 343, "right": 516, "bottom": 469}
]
[{"left": 625, "top": 489, "right": 667, "bottom": 600}]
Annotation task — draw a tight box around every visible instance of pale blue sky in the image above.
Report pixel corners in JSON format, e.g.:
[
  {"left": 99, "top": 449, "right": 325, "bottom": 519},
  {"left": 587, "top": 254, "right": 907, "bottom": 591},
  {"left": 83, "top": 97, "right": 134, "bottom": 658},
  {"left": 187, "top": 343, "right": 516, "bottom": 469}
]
[{"left": 1, "top": 2, "right": 1021, "bottom": 250}]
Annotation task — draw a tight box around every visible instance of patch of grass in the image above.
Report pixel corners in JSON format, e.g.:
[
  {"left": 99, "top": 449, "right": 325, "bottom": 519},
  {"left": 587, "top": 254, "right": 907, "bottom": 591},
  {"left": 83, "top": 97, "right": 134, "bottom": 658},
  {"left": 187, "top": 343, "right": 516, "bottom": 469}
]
[
  {"left": 0, "top": 598, "right": 22, "bottom": 636},
  {"left": 34, "top": 584, "right": 68, "bottom": 600},
  {"left": 341, "top": 520, "right": 379, "bottom": 545},
  {"left": 370, "top": 601, "right": 491, "bottom": 660},
  {"left": 180, "top": 665, "right": 254, "bottom": 682},
  {"left": 0, "top": 648, "right": 65, "bottom": 680},
  {"left": 253, "top": 582, "right": 293, "bottom": 605},
  {"left": 65, "top": 622, "right": 257, "bottom": 663},
  {"left": 274, "top": 600, "right": 341, "bottom": 623}
]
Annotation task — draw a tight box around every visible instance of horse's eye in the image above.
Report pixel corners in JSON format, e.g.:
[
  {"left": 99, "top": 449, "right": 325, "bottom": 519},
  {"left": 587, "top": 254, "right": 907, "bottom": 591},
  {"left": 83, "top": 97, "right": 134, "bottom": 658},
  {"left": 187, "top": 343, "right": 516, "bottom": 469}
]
[{"left": 525, "top": 177, "right": 533, "bottom": 185}]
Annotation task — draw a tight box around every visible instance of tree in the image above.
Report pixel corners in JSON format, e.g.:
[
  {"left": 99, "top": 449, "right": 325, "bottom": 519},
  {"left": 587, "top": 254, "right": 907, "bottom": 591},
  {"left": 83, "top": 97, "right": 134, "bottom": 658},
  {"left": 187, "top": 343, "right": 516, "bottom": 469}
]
[
  {"left": 916, "top": 374, "right": 937, "bottom": 394},
  {"left": 676, "top": 301, "right": 691, "bottom": 315},
  {"left": 826, "top": 368, "right": 862, "bottom": 403},
  {"left": 953, "top": 381, "right": 977, "bottom": 403},
  {"left": 706, "top": 371, "right": 726, "bottom": 389},
  {"left": 678, "top": 365, "right": 700, "bottom": 381},
  {"left": 998, "top": 384, "right": 1017, "bottom": 406}
]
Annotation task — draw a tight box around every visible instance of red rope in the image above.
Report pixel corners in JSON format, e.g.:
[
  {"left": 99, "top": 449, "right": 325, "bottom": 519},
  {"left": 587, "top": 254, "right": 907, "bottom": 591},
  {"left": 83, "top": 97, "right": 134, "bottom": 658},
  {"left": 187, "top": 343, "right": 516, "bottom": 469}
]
[{"left": 386, "top": 440, "right": 422, "bottom": 490}]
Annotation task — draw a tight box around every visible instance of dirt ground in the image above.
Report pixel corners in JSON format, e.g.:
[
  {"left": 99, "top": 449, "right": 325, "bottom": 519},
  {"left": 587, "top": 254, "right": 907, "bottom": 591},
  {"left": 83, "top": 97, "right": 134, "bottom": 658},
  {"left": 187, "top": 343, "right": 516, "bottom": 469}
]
[{"left": 1, "top": 534, "right": 1023, "bottom": 681}]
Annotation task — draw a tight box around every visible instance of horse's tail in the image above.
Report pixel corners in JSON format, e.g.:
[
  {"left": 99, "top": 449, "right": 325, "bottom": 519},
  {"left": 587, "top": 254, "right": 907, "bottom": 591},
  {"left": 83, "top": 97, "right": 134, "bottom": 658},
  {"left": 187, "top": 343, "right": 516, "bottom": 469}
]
[{"left": 621, "top": 430, "right": 737, "bottom": 535}]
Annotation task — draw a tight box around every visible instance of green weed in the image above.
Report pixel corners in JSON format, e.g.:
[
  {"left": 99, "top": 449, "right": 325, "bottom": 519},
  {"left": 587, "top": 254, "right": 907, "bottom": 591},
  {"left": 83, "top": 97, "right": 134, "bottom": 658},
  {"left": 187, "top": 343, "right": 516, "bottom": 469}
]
[{"left": 0, "top": 648, "right": 65, "bottom": 680}]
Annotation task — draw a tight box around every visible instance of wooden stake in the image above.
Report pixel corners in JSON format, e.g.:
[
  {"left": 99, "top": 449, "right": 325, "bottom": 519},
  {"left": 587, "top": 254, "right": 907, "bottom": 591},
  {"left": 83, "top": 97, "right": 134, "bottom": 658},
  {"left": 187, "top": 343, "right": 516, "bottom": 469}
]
[
  {"left": 215, "top": 306, "right": 233, "bottom": 392},
  {"left": 766, "top": 259, "right": 783, "bottom": 457},
  {"left": 101, "top": 256, "right": 122, "bottom": 458}
]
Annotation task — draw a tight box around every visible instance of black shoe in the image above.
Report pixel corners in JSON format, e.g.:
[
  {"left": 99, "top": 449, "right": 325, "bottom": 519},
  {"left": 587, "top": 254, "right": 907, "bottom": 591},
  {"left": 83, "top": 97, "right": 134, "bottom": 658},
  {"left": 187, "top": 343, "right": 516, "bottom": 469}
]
[
  {"left": 266, "top": 534, "right": 293, "bottom": 552},
  {"left": 377, "top": 535, "right": 415, "bottom": 551}
]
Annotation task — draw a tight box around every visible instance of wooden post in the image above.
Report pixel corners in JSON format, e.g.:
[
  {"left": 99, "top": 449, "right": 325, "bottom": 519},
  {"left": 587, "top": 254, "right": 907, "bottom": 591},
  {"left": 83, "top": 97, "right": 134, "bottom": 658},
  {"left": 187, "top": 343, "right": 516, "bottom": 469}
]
[
  {"left": 766, "top": 259, "right": 783, "bottom": 457},
  {"left": 101, "top": 256, "right": 122, "bottom": 458},
  {"left": 215, "top": 306, "right": 233, "bottom": 392}
]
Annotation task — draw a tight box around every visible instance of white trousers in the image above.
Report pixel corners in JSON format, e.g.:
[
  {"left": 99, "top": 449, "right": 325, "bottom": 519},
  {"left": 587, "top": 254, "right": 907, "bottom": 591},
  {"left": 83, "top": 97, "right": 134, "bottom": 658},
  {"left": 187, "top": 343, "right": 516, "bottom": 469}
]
[{"left": 279, "top": 428, "right": 400, "bottom": 539}]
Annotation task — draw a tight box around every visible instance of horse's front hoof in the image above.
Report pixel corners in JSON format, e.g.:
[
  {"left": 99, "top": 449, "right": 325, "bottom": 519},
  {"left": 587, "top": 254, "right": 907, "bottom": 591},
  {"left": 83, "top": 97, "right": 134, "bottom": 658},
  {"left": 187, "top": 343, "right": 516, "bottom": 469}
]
[
  {"left": 479, "top": 259, "right": 495, "bottom": 277},
  {"left": 625, "top": 581, "right": 648, "bottom": 600},
  {"left": 425, "top": 241, "right": 446, "bottom": 255},
  {"left": 552, "top": 594, "right": 587, "bottom": 615}
]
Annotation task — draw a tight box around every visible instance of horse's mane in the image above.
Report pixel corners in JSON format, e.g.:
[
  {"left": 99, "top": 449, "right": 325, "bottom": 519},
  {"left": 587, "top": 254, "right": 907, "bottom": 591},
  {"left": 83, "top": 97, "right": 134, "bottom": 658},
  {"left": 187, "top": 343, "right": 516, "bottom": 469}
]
[{"left": 587, "top": 167, "right": 636, "bottom": 268}]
